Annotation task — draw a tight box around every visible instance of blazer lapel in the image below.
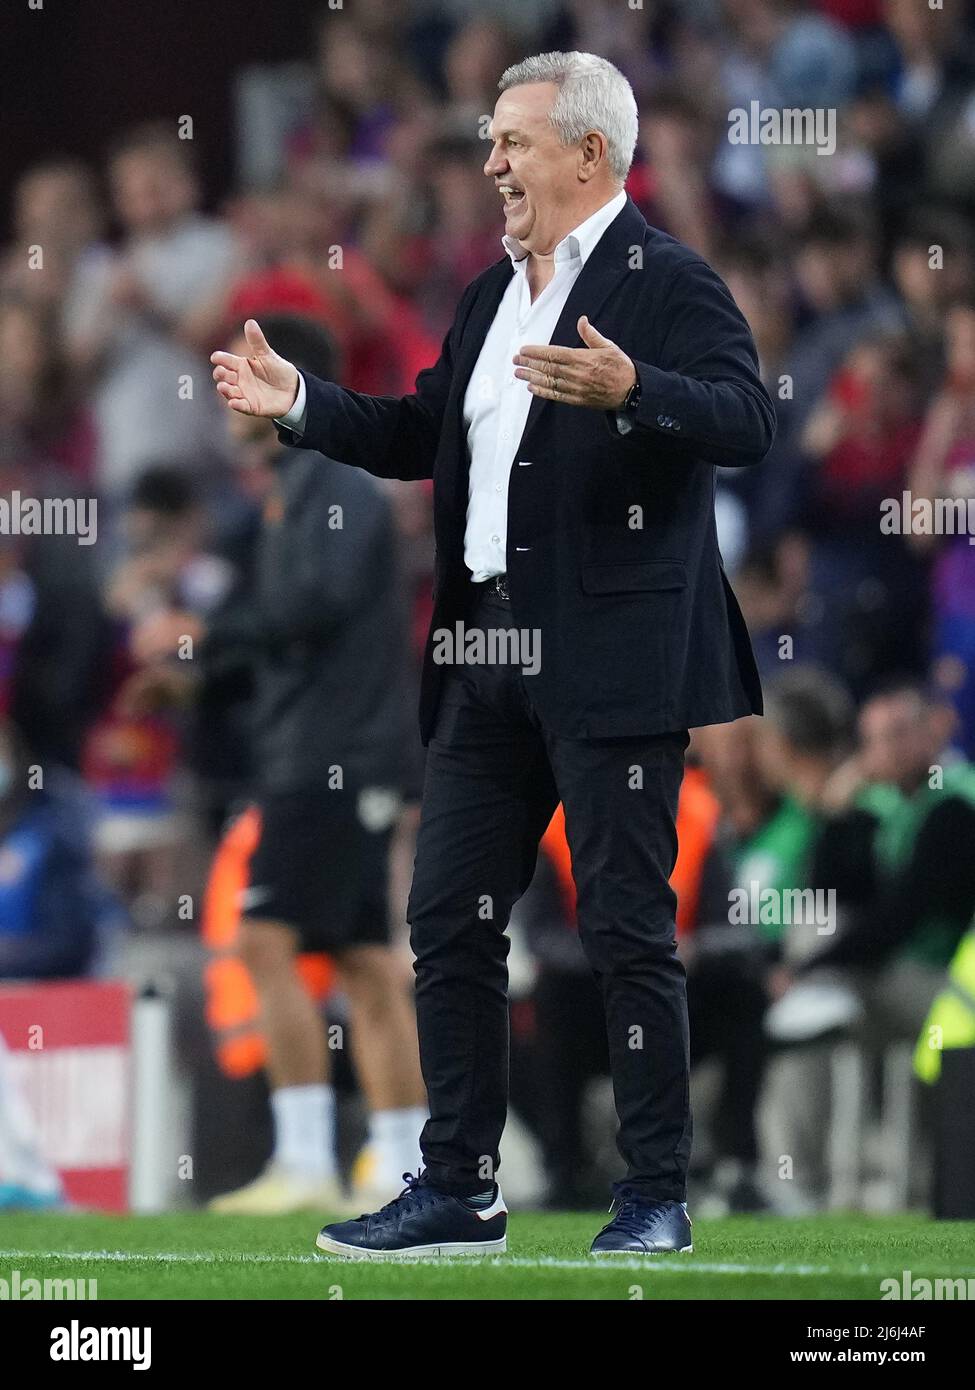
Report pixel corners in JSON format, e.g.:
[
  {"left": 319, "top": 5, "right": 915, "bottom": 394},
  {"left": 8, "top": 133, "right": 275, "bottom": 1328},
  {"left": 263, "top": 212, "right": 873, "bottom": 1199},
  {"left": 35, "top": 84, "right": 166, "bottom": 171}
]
[
  {"left": 451, "top": 257, "right": 514, "bottom": 409},
  {"left": 438, "top": 256, "right": 513, "bottom": 519}
]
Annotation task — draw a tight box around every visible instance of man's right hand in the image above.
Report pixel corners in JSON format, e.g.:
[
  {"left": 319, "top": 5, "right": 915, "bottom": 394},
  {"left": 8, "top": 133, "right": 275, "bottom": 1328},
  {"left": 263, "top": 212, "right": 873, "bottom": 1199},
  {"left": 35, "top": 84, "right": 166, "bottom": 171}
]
[{"left": 210, "top": 319, "right": 299, "bottom": 418}]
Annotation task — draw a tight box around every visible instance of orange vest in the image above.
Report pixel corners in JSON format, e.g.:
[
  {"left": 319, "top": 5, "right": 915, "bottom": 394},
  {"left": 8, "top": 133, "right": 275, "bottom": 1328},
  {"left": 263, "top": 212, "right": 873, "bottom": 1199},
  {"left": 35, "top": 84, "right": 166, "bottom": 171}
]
[
  {"left": 539, "top": 765, "right": 721, "bottom": 937},
  {"left": 670, "top": 765, "right": 722, "bottom": 934},
  {"left": 201, "top": 807, "right": 336, "bottom": 1078}
]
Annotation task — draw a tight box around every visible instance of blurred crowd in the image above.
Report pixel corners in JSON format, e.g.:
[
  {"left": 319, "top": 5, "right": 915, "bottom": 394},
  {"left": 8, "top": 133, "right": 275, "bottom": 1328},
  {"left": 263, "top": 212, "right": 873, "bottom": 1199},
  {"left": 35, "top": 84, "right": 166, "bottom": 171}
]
[{"left": 2, "top": 0, "right": 975, "bottom": 1211}]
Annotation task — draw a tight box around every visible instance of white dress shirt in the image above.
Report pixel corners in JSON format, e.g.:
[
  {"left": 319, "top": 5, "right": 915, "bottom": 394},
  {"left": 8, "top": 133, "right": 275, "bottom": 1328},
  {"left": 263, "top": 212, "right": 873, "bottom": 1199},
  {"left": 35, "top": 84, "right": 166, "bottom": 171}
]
[
  {"left": 462, "top": 189, "right": 627, "bottom": 580},
  {"left": 278, "top": 189, "right": 629, "bottom": 582}
]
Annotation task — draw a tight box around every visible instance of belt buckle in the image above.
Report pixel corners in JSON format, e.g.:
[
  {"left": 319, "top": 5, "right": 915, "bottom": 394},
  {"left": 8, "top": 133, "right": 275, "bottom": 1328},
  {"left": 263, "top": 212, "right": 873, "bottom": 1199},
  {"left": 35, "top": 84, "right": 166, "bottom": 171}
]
[{"left": 494, "top": 574, "right": 510, "bottom": 601}]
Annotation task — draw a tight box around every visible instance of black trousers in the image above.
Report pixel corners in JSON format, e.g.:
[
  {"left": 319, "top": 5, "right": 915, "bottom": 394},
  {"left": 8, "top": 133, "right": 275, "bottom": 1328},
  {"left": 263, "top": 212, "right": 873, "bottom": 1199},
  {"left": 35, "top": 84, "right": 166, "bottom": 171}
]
[{"left": 407, "top": 584, "right": 691, "bottom": 1201}]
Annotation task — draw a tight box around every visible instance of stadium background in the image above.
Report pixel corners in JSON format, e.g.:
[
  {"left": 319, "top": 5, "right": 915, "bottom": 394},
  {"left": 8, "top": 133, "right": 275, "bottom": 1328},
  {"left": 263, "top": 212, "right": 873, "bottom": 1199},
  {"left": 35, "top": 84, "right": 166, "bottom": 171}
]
[{"left": 2, "top": 0, "right": 975, "bottom": 1251}]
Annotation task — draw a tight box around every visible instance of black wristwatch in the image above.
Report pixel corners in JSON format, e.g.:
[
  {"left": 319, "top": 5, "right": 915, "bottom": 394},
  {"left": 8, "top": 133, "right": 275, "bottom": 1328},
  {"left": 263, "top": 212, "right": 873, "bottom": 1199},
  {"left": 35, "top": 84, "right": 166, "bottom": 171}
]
[{"left": 621, "top": 375, "right": 642, "bottom": 414}]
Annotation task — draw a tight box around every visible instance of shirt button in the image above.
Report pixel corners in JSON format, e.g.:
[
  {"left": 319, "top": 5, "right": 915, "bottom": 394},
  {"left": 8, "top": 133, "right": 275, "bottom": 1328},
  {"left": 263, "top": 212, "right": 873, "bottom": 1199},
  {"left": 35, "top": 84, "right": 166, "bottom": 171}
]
[
  {"left": 495, "top": 483, "right": 502, "bottom": 492},
  {"left": 491, "top": 534, "right": 500, "bottom": 544}
]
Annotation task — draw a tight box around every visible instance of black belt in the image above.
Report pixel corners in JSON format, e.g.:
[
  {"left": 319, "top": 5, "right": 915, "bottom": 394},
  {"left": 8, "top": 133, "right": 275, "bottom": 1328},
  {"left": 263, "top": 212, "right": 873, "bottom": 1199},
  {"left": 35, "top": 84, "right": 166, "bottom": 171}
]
[{"left": 474, "top": 574, "right": 510, "bottom": 602}]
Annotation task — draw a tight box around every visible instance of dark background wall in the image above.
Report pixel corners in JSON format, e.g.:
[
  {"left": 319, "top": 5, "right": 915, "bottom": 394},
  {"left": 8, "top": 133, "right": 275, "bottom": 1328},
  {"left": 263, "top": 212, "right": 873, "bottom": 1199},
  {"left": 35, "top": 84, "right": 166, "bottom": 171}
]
[{"left": 2, "top": 0, "right": 318, "bottom": 226}]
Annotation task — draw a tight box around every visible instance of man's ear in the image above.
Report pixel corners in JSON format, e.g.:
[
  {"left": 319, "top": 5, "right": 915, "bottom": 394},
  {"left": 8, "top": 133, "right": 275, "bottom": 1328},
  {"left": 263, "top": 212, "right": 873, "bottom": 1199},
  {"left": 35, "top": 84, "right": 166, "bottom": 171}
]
[{"left": 578, "top": 130, "right": 606, "bottom": 182}]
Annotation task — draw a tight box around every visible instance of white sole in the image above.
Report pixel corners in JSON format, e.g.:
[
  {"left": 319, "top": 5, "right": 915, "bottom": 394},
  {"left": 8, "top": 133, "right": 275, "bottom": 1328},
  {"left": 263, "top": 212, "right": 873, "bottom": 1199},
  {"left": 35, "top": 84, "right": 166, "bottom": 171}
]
[
  {"left": 591, "top": 1244, "right": 694, "bottom": 1257},
  {"left": 315, "top": 1233, "right": 507, "bottom": 1261}
]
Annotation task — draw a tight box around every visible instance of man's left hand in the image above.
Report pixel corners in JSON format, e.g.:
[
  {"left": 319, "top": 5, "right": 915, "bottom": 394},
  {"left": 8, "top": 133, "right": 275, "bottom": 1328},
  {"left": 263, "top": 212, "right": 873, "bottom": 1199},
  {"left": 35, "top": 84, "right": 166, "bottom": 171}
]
[{"left": 513, "top": 316, "right": 637, "bottom": 410}]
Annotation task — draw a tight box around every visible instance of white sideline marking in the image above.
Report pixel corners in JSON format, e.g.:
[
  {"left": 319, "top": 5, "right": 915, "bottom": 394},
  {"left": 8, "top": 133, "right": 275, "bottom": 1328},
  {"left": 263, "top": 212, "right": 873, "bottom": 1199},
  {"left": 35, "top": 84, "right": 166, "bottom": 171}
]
[
  {"left": 0, "top": 1248, "right": 838, "bottom": 1275},
  {"left": 7, "top": 1248, "right": 974, "bottom": 1279}
]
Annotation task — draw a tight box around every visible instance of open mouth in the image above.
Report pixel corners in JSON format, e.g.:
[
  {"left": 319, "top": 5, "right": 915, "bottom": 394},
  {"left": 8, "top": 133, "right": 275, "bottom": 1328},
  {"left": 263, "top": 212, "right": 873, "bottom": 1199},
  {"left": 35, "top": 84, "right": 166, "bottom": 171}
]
[{"left": 498, "top": 183, "right": 526, "bottom": 212}]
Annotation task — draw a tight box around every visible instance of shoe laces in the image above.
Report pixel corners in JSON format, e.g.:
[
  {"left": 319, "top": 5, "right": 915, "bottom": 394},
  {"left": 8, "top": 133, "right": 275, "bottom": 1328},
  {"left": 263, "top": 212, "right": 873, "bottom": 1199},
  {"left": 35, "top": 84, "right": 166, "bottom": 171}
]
[
  {"left": 365, "top": 1171, "right": 435, "bottom": 1228},
  {"left": 602, "top": 1189, "right": 668, "bottom": 1238}
]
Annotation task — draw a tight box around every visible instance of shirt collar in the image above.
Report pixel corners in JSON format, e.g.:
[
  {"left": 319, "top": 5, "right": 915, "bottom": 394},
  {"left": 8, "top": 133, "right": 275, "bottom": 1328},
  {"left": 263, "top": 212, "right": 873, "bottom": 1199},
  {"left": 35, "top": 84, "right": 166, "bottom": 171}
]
[{"left": 502, "top": 189, "right": 627, "bottom": 271}]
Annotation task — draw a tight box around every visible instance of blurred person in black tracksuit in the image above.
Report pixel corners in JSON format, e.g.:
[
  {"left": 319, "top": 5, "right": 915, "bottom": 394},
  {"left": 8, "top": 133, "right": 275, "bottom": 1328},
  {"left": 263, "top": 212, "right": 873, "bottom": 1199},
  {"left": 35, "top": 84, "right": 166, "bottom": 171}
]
[
  {"left": 131, "top": 315, "right": 427, "bottom": 1214},
  {"left": 0, "top": 491, "right": 109, "bottom": 774}
]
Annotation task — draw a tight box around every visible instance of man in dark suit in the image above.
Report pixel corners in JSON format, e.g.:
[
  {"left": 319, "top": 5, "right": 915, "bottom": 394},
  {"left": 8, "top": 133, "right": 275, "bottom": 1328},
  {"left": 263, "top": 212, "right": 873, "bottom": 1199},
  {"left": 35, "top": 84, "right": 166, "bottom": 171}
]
[{"left": 212, "top": 50, "right": 775, "bottom": 1258}]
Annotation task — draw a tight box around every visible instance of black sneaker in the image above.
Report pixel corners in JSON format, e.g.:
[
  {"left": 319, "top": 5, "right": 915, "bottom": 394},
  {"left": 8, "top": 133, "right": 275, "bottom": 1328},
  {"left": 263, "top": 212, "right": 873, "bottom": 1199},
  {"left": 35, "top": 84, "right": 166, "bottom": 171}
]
[
  {"left": 590, "top": 1191, "right": 693, "bottom": 1256},
  {"left": 315, "top": 1172, "right": 507, "bottom": 1260}
]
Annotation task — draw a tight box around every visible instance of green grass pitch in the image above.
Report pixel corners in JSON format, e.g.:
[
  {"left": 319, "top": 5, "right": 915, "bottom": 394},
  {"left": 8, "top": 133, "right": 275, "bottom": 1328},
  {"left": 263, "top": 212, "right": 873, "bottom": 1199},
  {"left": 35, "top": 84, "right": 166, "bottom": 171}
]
[{"left": 1, "top": 1211, "right": 973, "bottom": 1299}]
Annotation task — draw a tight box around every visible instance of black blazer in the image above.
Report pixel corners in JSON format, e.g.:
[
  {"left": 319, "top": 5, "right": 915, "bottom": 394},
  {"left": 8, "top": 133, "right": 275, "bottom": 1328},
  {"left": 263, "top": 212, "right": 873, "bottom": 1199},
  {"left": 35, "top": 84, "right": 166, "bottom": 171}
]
[{"left": 278, "top": 197, "right": 776, "bottom": 743}]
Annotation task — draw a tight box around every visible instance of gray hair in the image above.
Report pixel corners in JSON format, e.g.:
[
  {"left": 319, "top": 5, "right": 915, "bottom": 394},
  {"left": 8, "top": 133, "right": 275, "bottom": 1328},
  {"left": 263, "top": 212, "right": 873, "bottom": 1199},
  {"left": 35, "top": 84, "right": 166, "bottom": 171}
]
[{"left": 498, "top": 51, "right": 638, "bottom": 183}]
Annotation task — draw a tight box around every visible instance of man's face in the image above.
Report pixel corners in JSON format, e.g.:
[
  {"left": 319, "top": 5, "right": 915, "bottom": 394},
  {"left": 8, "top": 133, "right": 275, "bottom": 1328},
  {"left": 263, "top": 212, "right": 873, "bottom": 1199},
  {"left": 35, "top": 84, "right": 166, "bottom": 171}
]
[
  {"left": 110, "top": 151, "right": 194, "bottom": 235},
  {"left": 17, "top": 168, "right": 98, "bottom": 247},
  {"left": 483, "top": 83, "right": 586, "bottom": 254},
  {"left": 858, "top": 694, "right": 932, "bottom": 787}
]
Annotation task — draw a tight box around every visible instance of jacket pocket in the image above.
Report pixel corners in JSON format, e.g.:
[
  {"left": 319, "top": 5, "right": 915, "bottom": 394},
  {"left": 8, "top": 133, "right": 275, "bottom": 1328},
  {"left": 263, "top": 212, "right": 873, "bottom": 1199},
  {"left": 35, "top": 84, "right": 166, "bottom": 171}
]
[{"left": 580, "top": 560, "right": 687, "bottom": 595}]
